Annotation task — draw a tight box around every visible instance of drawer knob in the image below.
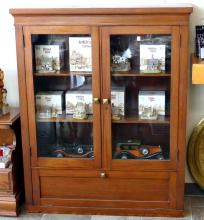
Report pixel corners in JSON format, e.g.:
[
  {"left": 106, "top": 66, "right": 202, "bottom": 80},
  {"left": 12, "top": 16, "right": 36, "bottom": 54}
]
[{"left": 100, "top": 172, "right": 106, "bottom": 178}]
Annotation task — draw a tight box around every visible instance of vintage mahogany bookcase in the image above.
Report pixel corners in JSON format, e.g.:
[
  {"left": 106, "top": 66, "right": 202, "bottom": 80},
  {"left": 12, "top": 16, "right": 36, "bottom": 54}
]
[{"left": 10, "top": 7, "right": 192, "bottom": 217}]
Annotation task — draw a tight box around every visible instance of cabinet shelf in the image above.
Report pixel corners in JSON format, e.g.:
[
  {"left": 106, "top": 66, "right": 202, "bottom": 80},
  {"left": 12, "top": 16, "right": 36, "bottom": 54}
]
[
  {"left": 111, "top": 71, "right": 171, "bottom": 77},
  {"left": 34, "top": 71, "right": 92, "bottom": 77},
  {"left": 37, "top": 114, "right": 93, "bottom": 123},
  {"left": 112, "top": 115, "right": 170, "bottom": 124}
]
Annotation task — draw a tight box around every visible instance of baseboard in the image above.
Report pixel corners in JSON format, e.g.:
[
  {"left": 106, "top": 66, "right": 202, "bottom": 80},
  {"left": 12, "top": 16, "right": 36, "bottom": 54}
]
[{"left": 185, "top": 183, "right": 204, "bottom": 195}]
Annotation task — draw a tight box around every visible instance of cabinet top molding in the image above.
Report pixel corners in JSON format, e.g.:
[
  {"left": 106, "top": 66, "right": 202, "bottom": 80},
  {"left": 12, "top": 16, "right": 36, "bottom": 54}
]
[{"left": 10, "top": 7, "right": 193, "bottom": 16}]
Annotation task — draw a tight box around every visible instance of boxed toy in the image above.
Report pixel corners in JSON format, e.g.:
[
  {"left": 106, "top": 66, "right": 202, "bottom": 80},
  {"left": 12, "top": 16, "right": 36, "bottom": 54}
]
[
  {"left": 138, "top": 91, "right": 165, "bottom": 120},
  {"left": 35, "top": 91, "right": 64, "bottom": 118}
]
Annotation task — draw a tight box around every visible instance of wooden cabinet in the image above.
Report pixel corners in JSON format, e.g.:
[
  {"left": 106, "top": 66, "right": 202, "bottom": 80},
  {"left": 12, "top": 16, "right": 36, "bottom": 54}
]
[
  {"left": 10, "top": 7, "right": 192, "bottom": 217},
  {"left": 0, "top": 108, "right": 23, "bottom": 216}
]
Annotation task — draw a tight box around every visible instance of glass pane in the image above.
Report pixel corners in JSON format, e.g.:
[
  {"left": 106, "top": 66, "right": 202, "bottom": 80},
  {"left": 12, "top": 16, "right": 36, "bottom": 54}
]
[
  {"left": 110, "top": 34, "right": 171, "bottom": 161},
  {"left": 32, "top": 34, "right": 94, "bottom": 159}
]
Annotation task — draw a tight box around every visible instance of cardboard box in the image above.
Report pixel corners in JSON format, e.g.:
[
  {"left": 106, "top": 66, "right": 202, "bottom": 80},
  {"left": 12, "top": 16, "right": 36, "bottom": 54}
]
[
  {"left": 140, "top": 44, "right": 165, "bottom": 73},
  {"left": 69, "top": 37, "right": 92, "bottom": 72},
  {"left": 35, "top": 91, "right": 64, "bottom": 118},
  {"left": 111, "top": 88, "right": 125, "bottom": 116},
  {"left": 138, "top": 91, "right": 165, "bottom": 118},
  {"left": 35, "top": 44, "right": 64, "bottom": 73},
  {"left": 66, "top": 87, "right": 125, "bottom": 115},
  {"left": 66, "top": 91, "right": 93, "bottom": 114}
]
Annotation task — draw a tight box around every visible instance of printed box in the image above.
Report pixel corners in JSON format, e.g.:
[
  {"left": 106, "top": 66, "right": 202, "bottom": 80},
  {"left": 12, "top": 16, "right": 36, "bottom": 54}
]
[
  {"left": 66, "top": 91, "right": 93, "bottom": 114},
  {"left": 69, "top": 37, "right": 92, "bottom": 71},
  {"left": 140, "top": 45, "right": 165, "bottom": 73},
  {"left": 35, "top": 44, "right": 64, "bottom": 73},
  {"left": 35, "top": 91, "right": 64, "bottom": 118},
  {"left": 138, "top": 91, "right": 165, "bottom": 119}
]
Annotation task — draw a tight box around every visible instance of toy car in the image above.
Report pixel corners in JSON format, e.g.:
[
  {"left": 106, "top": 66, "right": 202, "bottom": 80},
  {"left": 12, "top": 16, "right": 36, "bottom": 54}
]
[
  {"left": 53, "top": 143, "right": 94, "bottom": 159},
  {"left": 113, "top": 140, "right": 164, "bottom": 160}
]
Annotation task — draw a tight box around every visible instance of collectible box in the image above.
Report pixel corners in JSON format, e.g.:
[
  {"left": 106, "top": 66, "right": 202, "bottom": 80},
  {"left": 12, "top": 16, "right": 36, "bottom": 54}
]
[
  {"left": 66, "top": 87, "right": 125, "bottom": 115},
  {"left": 138, "top": 91, "right": 165, "bottom": 120},
  {"left": 35, "top": 91, "right": 64, "bottom": 118},
  {"left": 111, "top": 87, "right": 125, "bottom": 116},
  {"left": 35, "top": 44, "right": 64, "bottom": 73},
  {"left": 69, "top": 37, "right": 92, "bottom": 72},
  {"left": 140, "top": 45, "right": 165, "bottom": 73},
  {"left": 66, "top": 90, "right": 93, "bottom": 114}
]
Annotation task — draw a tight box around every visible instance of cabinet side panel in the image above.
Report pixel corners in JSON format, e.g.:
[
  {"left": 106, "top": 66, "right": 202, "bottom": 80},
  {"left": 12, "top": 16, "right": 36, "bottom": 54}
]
[
  {"left": 177, "top": 25, "right": 189, "bottom": 210},
  {"left": 15, "top": 25, "right": 33, "bottom": 205}
]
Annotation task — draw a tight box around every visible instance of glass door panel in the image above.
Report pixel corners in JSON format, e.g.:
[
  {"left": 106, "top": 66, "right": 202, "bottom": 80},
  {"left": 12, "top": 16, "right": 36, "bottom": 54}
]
[
  {"left": 102, "top": 26, "right": 179, "bottom": 169},
  {"left": 24, "top": 27, "right": 101, "bottom": 168},
  {"left": 32, "top": 34, "right": 93, "bottom": 159}
]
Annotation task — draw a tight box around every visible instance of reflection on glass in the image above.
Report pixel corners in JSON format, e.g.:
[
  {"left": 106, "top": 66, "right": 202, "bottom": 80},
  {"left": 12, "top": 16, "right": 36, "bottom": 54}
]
[
  {"left": 32, "top": 34, "right": 93, "bottom": 159},
  {"left": 110, "top": 34, "right": 171, "bottom": 161}
]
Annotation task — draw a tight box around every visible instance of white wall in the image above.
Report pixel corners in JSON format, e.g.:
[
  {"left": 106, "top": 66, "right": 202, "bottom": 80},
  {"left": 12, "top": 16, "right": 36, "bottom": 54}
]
[{"left": 1, "top": 0, "right": 204, "bottom": 183}]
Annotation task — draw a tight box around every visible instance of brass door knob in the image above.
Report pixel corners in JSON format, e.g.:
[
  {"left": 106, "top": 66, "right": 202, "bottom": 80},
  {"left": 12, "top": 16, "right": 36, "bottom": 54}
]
[
  {"left": 93, "top": 97, "right": 100, "bottom": 104},
  {"left": 102, "top": 98, "right": 109, "bottom": 105},
  {"left": 100, "top": 172, "right": 106, "bottom": 178}
]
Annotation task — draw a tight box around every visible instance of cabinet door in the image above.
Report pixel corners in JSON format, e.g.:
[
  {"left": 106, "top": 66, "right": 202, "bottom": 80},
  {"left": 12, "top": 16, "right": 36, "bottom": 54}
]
[
  {"left": 101, "top": 26, "right": 179, "bottom": 170},
  {"left": 24, "top": 26, "right": 101, "bottom": 169}
]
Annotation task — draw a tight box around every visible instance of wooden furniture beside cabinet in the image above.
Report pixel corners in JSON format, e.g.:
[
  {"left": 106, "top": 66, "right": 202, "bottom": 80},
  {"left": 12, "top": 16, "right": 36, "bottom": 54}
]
[
  {"left": 0, "top": 108, "right": 23, "bottom": 216},
  {"left": 10, "top": 6, "right": 192, "bottom": 217},
  {"left": 192, "top": 53, "right": 204, "bottom": 84}
]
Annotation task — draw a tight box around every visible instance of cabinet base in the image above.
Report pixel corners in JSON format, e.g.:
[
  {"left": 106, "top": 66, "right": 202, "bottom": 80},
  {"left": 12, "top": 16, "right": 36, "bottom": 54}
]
[
  {"left": 27, "top": 205, "right": 184, "bottom": 217},
  {"left": 0, "top": 191, "right": 23, "bottom": 216}
]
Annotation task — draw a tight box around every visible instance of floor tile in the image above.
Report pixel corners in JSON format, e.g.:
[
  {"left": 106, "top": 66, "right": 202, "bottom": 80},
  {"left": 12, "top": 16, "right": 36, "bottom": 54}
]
[
  {"left": 142, "top": 217, "right": 185, "bottom": 220},
  {"left": 192, "top": 207, "right": 204, "bottom": 220},
  {"left": 42, "top": 214, "right": 91, "bottom": 220},
  {"left": 0, "top": 213, "right": 42, "bottom": 220},
  {"left": 127, "top": 217, "right": 142, "bottom": 220},
  {"left": 184, "top": 196, "right": 192, "bottom": 218},
  {"left": 191, "top": 196, "right": 204, "bottom": 207},
  {"left": 91, "top": 216, "right": 128, "bottom": 220},
  {"left": 141, "top": 214, "right": 192, "bottom": 220}
]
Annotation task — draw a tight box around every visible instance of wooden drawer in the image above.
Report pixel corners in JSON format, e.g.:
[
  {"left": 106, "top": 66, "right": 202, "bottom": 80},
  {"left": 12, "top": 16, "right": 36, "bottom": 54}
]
[
  {"left": 0, "top": 167, "right": 12, "bottom": 191},
  {"left": 33, "top": 169, "right": 176, "bottom": 209}
]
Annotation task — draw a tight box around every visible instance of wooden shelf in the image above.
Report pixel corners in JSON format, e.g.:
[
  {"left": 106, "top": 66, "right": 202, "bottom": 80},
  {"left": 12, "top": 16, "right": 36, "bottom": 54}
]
[
  {"left": 192, "top": 53, "right": 204, "bottom": 84},
  {"left": 34, "top": 71, "right": 92, "bottom": 77},
  {"left": 111, "top": 71, "right": 171, "bottom": 77},
  {"left": 112, "top": 115, "right": 170, "bottom": 124},
  {"left": 37, "top": 114, "right": 93, "bottom": 123}
]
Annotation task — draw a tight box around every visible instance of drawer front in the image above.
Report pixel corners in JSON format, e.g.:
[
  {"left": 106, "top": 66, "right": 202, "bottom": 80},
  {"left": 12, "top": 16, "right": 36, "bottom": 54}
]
[
  {"left": 0, "top": 168, "right": 12, "bottom": 191},
  {"left": 33, "top": 169, "right": 177, "bottom": 209}
]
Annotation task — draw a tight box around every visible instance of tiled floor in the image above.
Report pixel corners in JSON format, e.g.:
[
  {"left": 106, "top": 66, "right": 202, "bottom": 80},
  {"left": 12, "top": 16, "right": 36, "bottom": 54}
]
[{"left": 1, "top": 196, "right": 204, "bottom": 220}]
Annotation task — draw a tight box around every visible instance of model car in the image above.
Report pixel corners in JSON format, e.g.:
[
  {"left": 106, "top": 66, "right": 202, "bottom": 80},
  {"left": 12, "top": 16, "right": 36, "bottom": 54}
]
[
  {"left": 113, "top": 140, "right": 164, "bottom": 160},
  {"left": 53, "top": 143, "right": 94, "bottom": 159}
]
